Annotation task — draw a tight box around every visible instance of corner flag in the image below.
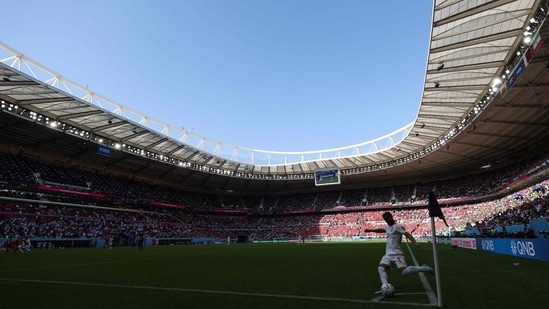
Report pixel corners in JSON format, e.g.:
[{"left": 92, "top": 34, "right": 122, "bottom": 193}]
[
  {"left": 428, "top": 190, "right": 448, "bottom": 227},
  {"left": 428, "top": 190, "right": 446, "bottom": 307}
]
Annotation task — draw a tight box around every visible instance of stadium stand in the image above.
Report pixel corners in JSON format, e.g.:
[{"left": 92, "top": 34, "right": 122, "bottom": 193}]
[{"left": 1, "top": 151, "right": 548, "bottom": 247}]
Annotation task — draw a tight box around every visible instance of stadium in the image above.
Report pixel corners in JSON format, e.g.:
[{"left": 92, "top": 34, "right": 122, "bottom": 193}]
[{"left": 1, "top": 1, "right": 549, "bottom": 308}]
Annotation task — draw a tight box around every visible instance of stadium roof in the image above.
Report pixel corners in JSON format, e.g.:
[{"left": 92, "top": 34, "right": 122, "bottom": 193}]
[{"left": 1, "top": 0, "right": 549, "bottom": 194}]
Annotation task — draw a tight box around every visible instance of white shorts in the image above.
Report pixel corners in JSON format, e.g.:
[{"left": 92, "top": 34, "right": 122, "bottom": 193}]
[{"left": 379, "top": 254, "right": 408, "bottom": 269}]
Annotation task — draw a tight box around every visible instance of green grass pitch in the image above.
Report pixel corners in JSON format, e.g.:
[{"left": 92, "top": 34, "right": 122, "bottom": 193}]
[{"left": 1, "top": 241, "right": 547, "bottom": 309}]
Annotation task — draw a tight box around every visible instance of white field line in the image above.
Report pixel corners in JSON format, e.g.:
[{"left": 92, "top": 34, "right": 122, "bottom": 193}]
[
  {"left": 405, "top": 241, "right": 439, "bottom": 305},
  {"left": 0, "top": 277, "right": 437, "bottom": 307}
]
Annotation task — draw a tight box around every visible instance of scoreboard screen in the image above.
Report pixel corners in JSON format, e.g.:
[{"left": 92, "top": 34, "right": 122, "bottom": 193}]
[{"left": 314, "top": 168, "right": 341, "bottom": 186}]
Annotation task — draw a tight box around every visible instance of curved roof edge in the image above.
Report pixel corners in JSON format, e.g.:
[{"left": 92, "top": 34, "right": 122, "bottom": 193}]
[{"left": 0, "top": 0, "right": 546, "bottom": 178}]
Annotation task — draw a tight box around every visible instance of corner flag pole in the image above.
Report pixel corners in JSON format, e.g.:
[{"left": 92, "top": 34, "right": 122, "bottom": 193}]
[
  {"left": 430, "top": 217, "right": 443, "bottom": 307},
  {"left": 428, "top": 190, "right": 447, "bottom": 307}
]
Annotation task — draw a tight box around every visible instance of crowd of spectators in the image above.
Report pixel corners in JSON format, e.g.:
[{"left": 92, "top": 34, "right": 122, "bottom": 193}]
[{"left": 1, "top": 151, "right": 549, "bottom": 244}]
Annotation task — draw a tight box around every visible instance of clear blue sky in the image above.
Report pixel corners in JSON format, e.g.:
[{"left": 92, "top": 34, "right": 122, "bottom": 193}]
[{"left": 2, "top": 0, "right": 433, "bottom": 152}]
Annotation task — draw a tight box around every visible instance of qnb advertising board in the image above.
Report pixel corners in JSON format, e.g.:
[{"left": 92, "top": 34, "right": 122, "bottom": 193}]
[
  {"left": 314, "top": 168, "right": 340, "bottom": 186},
  {"left": 476, "top": 238, "right": 549, "bottom": 262}
]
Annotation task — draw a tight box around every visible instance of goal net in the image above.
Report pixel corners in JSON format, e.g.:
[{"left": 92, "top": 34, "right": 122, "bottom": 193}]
[{"left": 307, "top": 235, "right": 328, "bottom": 242}]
